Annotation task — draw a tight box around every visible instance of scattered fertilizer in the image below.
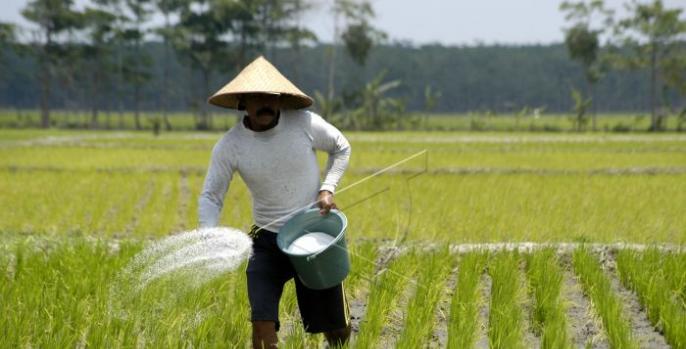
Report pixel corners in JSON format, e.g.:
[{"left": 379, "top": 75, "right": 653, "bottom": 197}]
[
  {"left": 109, "top": 227, "right": 252, "bottom": 318},
  {"left": 286, "top": 232, "right": 334, "bottom": 255}
]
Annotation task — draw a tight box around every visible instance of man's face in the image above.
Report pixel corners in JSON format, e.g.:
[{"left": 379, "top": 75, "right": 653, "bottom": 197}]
[{"left": 244, "top": 93, "right": 281, "bottom": 128}]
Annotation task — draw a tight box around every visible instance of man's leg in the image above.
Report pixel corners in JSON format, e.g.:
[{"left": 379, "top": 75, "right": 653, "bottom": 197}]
[
  {"left": 324, "top": 324, "right": 351, "bottom": 347},
  {"left": 294, "top": 279, "right": 351, "bottom": 345},
  {"left": 246, "top": 227, "right": 293, "bottom": 349},
  {"left": 252, "top": 321, "right": 278, "bottom": 349}
]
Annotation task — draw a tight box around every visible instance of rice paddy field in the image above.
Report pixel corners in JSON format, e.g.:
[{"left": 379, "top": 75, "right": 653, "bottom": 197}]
[
  {"left": 3, "top": 109, "right": 685, "bottom": 132},
  {"left": 1, "top": 128, "right": 686, "bottom": 348}
]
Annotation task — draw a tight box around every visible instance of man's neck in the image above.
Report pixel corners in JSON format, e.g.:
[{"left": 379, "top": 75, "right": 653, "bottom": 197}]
[{"left": 243, "top": 111, "right": 280, "bottom": 132}]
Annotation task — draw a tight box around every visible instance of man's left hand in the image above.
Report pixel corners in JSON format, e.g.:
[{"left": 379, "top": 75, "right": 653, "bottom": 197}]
[{"left": 317, "top": 190, "right": 337, "bottom": 215}]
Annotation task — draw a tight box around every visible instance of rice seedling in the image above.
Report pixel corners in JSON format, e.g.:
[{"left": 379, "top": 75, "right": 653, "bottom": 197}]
[
  {"left": 616, "top": 249, "right": 686, "bottom": 348},
  {"left": 1, "top": 129, "right": 684, "bottom": 347},
  {"left": 345, "top": 241, "right": 378, "bottom": 294},
  {"left": 447, "top": 251, "right": 488, "bottom": 348},
  {"left": 133, "top": 172, "right": 180, "bottom": 235},
  {"left": 661, "top": 251, "right": 686, "bottom": 307},
  {"left": 572, "top": 248, "right": 636, "bottom": 349},
  {"left": 525, "top": 249, "right": 571, "bottom": 349},
  {"left": 0, "top": 237, "right": 258, "bottom": 348},
  {"left": 488, "top": 251, "right": 526, "bottom": 349},
  {"left": 2, "top": 129, "right": 686, "bottom": 242},
  {"left": 12, "top": 168, "right": 686, "bottom": 243},
  {"left": 354, "top": 249, "right": 418, "bottom": 349},
  {"left": 396, "top": 248, "right": 453, "bottom": 348}
]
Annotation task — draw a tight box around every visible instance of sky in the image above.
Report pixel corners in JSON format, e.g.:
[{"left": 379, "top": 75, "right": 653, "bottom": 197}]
[{"left": 1, "top": 0, "right": 684, "bottom": 45}]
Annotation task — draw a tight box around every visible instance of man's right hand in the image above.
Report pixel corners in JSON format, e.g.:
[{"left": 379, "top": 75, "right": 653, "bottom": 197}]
[{"left": 317, "top": 190, "right": 337, "bottom": 215}]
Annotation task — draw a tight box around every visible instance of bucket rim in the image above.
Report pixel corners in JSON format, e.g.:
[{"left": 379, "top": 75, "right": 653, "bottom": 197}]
[{"left": 277, "top": 208, "right": 348, "bottom": 257}]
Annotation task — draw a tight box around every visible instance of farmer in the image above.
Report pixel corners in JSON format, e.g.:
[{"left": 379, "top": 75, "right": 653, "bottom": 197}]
[{"left": 198, "top": 56, "right": 352, "bottom": 348}]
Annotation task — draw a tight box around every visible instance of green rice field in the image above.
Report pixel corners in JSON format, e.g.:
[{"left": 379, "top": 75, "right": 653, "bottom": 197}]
[
  {"left": 1, "top": 128, "right": 685, "bottom": 348},
  {"left": 3, "top": 109, "right": 685, "bottom": 132}
]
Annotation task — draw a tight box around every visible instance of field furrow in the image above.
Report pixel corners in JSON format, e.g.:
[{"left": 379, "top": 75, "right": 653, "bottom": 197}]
[{"left": 560, "top": 260, "right": 609, "bottom": 349}]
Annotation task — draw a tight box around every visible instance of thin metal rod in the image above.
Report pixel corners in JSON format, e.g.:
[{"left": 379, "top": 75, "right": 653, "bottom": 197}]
[
  {"left": 257, "top": 149, "right": 428, "bottom": 232},
  {"left": 339, "top": 187, "right": 390, "bottom": 211}
]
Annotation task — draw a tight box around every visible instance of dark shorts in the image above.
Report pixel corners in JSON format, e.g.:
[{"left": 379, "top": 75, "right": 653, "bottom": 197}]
[{"left": 246, "top": 225, "right": 351, "bottom": 333}]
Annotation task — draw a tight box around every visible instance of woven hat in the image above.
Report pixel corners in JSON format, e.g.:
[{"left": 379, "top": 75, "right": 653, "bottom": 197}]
[{"left": 208, "top": 56, "right": 313, "bottom": 110}]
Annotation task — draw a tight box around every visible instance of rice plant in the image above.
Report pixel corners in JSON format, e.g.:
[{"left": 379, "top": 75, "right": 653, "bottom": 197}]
[
  {"left": 353, "top": 249, "right": 418, "bottom": 348},
  {"left": 616, "top": 249, "right": 686, "bottom": 348},
  {"left": 396, "top": 248, "right": 453, "bottom": 348},
  {"left": 572, "top": 248, "right": 636, "bottom": 349},
  {"left": 447, "top": 251, "right": 488, "bottom": 348},
  {"left": 525, "top": 249, "right": 571, "bottom": 349},
  {"left": 0, "top": 238, "right": 254, "bottom": 348},
  {"left": 2, "top": 129, "right": 686, "bottom": 242},
  {"left": 488, "top": 251, "right": 526, "bottom": 349}
]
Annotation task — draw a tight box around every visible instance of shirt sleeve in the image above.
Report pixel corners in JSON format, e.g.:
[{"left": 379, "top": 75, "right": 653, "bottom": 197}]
[
  {"left": 198, "top": 138, "right": 235, "bottom": 228},
  {"left": 309, "top": 112, "right": 351, "bottom": 194}
]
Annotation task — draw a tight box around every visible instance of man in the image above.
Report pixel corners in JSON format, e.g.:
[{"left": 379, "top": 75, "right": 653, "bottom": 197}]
[{"left": 198, "top": 56, "right": 352, "bottom": 348}]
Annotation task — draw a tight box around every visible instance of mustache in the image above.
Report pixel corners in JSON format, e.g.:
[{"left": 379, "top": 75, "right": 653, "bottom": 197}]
[{"left": 256, "top": 107, "right": 277, "bottom": 117}]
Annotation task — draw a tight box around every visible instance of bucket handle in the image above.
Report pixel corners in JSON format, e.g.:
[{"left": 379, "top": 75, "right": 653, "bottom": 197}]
[{"left": 303, "top": 215, "right": 348, "bottom": 261}]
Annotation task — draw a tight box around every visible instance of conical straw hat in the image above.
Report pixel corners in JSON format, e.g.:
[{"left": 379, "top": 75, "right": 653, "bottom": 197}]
[{"left": 208, "top": 56, "right": 313, "bottom": 110}]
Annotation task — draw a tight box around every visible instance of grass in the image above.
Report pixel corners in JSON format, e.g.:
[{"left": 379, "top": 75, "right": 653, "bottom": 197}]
[
  {"left": 525, "top": 249, "right": 571, "bottom": 349},
  {"left": 572, "top": 248, "right": 637, "bottom": 349},
  {"left": 616, "top": 249, "right": 686, "bottom": 348},
  {"left": 488, "top": 252, "right": 526, "bottom": 349},
  {"left": 447, "top": 252, "right": 488, "bottom": 348}
]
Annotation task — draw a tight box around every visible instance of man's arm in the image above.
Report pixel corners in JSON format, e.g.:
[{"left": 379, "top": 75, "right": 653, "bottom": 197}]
[
  {"left": 198, "top": 140, "right": 235, "bottom": 227},
  {"left": 309, "top": 112, "right": 351, "bottom": 214}
]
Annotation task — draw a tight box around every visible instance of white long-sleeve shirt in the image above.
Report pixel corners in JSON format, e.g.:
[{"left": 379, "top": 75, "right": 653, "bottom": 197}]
[{"left": 198, "top": 109, "right": 351, "bottom": 232}]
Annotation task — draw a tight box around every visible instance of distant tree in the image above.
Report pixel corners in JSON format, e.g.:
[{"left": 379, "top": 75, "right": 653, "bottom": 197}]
[
  {"left": 570, "top": 87, "right": 592, "bottom": 131},
  {"left": 175, "top": 0, "right": 232, "bottom": 130},
  {"left": 225, "top": 0, "right": 260, "bottom": 70},
  {"left": 22, "top": 0, "right": 82, "bottom": 128},
  {"left": 154, "top": 0, "right": 186, "bottom": 131},
  {"left": 313, "top": 90, "right": 342, "bottom": 120},
  {"left": 229, "top": 0, "right": 316, "bottom": 67},
  {"left": 612, "top": 0, "right": 686, "bottom": 131},
  {"left": 120, "top": 0, "right": 154, "bottom": 130},
  {"left": 0, "top": 23, "right": 16, "bottom": 111},
  {"left": 560, "top": 0, "right": 612, "bottom": 131},
  {"left": 90, "top": 0, "right": 126, "bottom": 127},
  {"left": 347, "top": 71, "right": 409, "bottom": 130},
  {"left": 0, "top": 22, "right": 16, "bottom": 57},
  {"left": 423, "top": 85, "right": 441, "bottom": 127},
  {"left": 327, "top": 0, "right": 385, "bottom": 100},
  {"left": 281, "top": 0, "right": 317, "bottom": 81},
  {"left": 0, "top": 23, "right": 16, "bottom": 76},
  {"left": 81, "top": 7, "right": 116, "bottom": 129},
  {"left": 661, "top": 46, "right": 686, "bottom": 131}
]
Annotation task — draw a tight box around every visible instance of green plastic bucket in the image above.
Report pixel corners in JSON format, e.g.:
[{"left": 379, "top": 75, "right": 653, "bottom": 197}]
[{"left": 277, "top": 208, "right": 349, "bottom": 290}]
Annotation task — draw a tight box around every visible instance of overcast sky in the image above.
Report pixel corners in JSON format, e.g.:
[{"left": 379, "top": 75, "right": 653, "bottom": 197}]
[{"left": 1, "top": 0, "right": 684, "bottom": 45}]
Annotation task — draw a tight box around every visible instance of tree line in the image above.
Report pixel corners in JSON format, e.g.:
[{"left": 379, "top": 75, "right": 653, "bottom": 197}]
[{"left": 0, "top": 0, "right": 684, "bottom": 131}]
